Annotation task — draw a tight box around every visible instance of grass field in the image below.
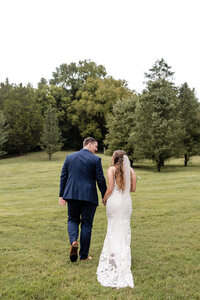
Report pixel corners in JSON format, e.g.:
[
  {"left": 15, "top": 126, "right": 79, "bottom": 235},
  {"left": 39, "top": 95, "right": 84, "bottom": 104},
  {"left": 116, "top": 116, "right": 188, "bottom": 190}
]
[{"left": 0, "top": 152, "right": 200, "bottom": 300}]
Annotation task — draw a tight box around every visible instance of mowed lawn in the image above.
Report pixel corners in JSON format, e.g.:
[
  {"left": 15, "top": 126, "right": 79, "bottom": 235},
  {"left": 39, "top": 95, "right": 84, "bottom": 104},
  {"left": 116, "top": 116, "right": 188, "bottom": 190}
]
[{"left": 0, "top": 152, "right": 199, "bottom": 300}]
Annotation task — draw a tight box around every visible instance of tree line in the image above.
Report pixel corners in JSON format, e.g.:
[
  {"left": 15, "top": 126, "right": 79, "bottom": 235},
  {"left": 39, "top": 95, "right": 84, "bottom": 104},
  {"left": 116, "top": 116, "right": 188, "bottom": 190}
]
[{"left": 0, "top": 59, "right": 200, "bottom": 171}]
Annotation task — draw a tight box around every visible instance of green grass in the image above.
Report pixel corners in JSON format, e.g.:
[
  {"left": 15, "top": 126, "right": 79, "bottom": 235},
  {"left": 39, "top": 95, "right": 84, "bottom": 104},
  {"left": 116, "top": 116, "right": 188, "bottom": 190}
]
[{"left": 0, "top": 152, "right": 200, "bottom": 300}]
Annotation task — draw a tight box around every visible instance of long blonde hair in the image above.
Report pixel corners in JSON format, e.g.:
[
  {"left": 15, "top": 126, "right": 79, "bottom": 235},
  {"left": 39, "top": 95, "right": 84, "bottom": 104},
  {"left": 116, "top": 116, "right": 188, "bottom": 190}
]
[{"left": 111, "top": 150, "right": 126, "bottom": 190}]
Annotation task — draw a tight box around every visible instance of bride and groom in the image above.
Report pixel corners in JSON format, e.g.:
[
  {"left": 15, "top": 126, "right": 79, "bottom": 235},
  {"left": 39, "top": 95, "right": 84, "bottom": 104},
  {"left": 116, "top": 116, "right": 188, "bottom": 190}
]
[{"left": 59, "top": 137, "right": 136, "bottom": 288}]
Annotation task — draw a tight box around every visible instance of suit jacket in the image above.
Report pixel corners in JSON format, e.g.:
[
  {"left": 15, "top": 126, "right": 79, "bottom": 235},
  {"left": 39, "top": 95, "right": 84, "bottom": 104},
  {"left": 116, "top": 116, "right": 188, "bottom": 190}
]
[{"left": 59, "top": 148, "right": 107, "bottom": 206}]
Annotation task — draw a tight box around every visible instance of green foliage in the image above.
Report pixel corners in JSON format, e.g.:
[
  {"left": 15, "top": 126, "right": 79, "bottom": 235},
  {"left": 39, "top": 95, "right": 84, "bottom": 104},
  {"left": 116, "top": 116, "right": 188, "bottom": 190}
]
[
  {"left": 38, "top": 60, "right": 108, "bottom": 150},
  {"left": 0, "top": 78, "right": 13, "bottom": 109},
  {"left": 134, "top": 59, "right": 184, "bottom": 171},
  {"left": 145, "top": 57, "right": 174, "bottom": 81},
  {"left": 178, "top": 82, "right": 200, "bottom": 165},
  {"left": 1, "top": 59, "right": 200, "bottom": 161},
  {"left": 105, "top": 95, "right": 138, "bottom": 161},
  {"left": 70, "top": 77, "right": 132, "bottom": 148},
  {"left": 36, "top": 83, "right": 57, "bottom": 115},
  {"left": 0, "top": 110, "right": 8, "bottom": 156},
  {"left": 36, "top": 83, "right": 70, "bottom": 118},
  {"left": 50, "top": 59, "right": 107, "bottom": 100},
  {"left": 40, "top": 106, "right": 63, "bottom": 160},
  {"left": 36, "top": 81, "right": 82, "bottom": 150},
  {"left": 2, "top": 84, "right": 43, "bottom": 154}
]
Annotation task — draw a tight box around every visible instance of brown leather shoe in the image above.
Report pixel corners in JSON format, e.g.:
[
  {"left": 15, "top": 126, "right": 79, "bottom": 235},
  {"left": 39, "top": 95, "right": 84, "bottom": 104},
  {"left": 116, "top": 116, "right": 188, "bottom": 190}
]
[
  {"left": 80, "top": 256, "right": 92, "bottom": 261},
  {"left": 70, "top": 241, "right": 78, "bottom": 262}
]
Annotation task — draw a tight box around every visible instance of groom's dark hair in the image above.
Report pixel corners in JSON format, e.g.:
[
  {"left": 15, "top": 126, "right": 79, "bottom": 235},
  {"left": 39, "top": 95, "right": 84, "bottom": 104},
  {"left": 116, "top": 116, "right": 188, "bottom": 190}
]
[{"left": 83, "top": 137, "right": 97, "bottom": 147}]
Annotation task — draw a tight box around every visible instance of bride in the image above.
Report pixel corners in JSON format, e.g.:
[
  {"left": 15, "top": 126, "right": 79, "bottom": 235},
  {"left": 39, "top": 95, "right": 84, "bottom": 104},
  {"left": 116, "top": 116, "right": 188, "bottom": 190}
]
[{"left": 97, "top": 150, "right": 136, "bottom": 288}]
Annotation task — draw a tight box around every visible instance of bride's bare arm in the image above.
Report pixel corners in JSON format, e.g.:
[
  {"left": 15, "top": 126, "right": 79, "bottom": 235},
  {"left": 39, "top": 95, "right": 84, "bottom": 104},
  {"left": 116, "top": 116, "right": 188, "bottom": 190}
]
[
  {"left": 102, "top": 167, "right": 114, "bottom": 206},
  {"left": 130, "top": 168, "right": 136, "bottom": 192}
]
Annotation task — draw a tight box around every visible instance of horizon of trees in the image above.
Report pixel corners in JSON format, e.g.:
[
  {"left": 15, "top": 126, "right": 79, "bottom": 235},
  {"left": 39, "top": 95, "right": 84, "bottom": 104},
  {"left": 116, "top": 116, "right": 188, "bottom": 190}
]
[{"left": 0, "top": 59, "right": 200, "bottom": 171}]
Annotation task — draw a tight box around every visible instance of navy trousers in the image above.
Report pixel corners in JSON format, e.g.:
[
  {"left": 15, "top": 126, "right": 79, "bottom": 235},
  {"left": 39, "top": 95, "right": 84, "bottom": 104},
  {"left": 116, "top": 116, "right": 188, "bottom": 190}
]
[{"left": 67, "top": 199, "right": 97, "bottom": 259}]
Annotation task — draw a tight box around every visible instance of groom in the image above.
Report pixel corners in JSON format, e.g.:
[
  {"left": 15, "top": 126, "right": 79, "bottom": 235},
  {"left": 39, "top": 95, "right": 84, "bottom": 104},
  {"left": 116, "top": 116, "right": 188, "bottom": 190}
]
[{"left": 59, "top": 137, "right": 107, "bottom": 262}]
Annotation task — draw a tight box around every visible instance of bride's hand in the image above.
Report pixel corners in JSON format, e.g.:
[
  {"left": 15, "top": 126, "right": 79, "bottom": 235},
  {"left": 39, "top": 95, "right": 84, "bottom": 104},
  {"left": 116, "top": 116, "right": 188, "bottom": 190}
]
[{"left": 102, "top": 198, "right": 107, "bottom": 206}]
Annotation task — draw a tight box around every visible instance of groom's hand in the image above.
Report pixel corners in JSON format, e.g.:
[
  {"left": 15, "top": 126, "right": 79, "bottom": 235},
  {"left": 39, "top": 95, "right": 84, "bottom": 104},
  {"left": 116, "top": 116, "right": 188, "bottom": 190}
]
[
  {"left": 102, "top": 199, "right": 107, "bottom": 206},
  {"left": 59, "top": 197, "right": 66, "bottom": 206}
]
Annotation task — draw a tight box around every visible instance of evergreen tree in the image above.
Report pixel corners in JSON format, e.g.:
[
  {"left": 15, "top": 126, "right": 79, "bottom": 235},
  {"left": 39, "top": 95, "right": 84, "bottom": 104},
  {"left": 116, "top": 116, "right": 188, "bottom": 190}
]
[
  {"left": 0, "top": 78, "right": 13, "bottom": 109},
  {"left": 35, "top": 83, "right": 76, "bottom": 148},
  {"left": 41, "top": 106, "right": 63, "bottom": 160},
  {"left": 178, "top": 83, "right": 200, "bottom": 166},
  {"left": 105, "top": 96, "right": 138, "bottom": 162},
  {"left": 0, "top": 110, "right": 8, "bottom": 156},
  {"left": 135, "top": 59, "right": 184, "bottom": 171},
  {"left": 2, "top": 84, "right": 43, "bottom": 154}
]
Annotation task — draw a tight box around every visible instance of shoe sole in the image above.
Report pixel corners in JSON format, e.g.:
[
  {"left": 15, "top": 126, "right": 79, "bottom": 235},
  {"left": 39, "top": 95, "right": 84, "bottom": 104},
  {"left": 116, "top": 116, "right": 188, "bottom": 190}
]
[{"left": 70, "top": 243, "right": 78, "bottom": 262}]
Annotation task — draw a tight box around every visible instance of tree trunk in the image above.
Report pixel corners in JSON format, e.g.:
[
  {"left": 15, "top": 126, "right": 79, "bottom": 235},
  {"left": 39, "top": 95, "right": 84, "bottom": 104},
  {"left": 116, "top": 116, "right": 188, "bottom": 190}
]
[
  {"left": 184, "top": 154, "right": 188, "bottom": 166},
  {"left": 49, "top": 153, "right": 52, "bottom": 161},
  {"left": 157, "top": 163, "right": 161, "bottom": 172},
  {"left": 130, "top": 159, "right": 133, "bottom": 167}
]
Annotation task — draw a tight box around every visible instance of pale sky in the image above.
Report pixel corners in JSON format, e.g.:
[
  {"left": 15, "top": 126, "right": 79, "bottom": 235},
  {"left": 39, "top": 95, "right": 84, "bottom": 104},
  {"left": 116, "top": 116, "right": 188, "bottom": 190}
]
[{"left": 1, "top": 0, "right": 200, "bottom": 98}]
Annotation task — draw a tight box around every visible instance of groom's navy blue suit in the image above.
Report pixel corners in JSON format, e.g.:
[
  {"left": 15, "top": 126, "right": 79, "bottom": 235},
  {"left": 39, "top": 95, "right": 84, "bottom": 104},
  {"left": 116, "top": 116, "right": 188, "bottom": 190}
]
[{"left": 59, "top": 148, "right": 107, "bottom": 259}]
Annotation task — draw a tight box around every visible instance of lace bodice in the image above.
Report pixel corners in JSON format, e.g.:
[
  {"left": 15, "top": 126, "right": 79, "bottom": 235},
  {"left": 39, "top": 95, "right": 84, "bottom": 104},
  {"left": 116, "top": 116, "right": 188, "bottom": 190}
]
[{"left": 113, "top": 178, "right": 122, "bottom": 192}]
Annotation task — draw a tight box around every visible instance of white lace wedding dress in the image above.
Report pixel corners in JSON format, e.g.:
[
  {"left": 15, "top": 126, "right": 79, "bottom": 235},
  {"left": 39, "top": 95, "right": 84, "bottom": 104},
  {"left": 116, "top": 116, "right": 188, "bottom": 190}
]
[{"left": 97, "top": 155, "right": 134, "bottom": 288}]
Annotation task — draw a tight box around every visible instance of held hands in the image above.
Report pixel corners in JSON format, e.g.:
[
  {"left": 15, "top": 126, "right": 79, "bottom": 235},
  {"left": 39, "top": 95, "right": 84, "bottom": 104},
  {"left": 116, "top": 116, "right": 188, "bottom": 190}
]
[
  {"left": 59, "top": 197, "right": 66, "bottom": 206},
  {"left": 102, "top": 197, "right": 107, "bottom": 206}
]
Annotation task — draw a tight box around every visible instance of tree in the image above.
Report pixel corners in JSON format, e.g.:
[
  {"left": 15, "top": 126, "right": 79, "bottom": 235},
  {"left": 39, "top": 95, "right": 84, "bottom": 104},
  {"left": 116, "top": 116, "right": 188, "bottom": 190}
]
[
  {"left": 70, "top": 77, "right": 132, "bottom": 149},
  {"left": 0, "top": 110, "right": 8, "bottom": 156},
  {"left": 178, "top": 83, "right": 200, "bottom": 166},
  {"left": 40, "top": 106, "right": 63, "bottom": 160},
  {"left": 134, "top": 59, "right": 184, "bottom": 171},
  {"left": 41, "top": 60, "right": 108, "bottom": 150},
  {"left": 144, "top": 58, "right": 174, "bottom": 81},
  {"left": 2, "top": 84, "right": 43, "bottom": 154},
  {"left": 0, "top": 78, "right": 13, "bottom": 109},
  {"left": 104, "top": 96, "right": 138, "bottom": 162},
  {"left": 50, "top": 59, "right": 107, "bottom": 100},
  {"left": 36, "top": 81, "right": 81, "bottom": 150}
]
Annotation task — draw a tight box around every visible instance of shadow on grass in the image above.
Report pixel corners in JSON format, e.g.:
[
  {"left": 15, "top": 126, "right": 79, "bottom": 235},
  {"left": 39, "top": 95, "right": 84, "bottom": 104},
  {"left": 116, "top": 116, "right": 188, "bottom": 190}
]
[
  {"left": 0, "top": 151, "right": 68, "bottom": 164},
  {"left": 0, "top": 153, "right": 25, "bottom": 160},
  {"left": 133, "top": 162, "right": 200, "bottom": 173},
  {"left": 1, "top": 152, "right": 200, "bottom": 174}
]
